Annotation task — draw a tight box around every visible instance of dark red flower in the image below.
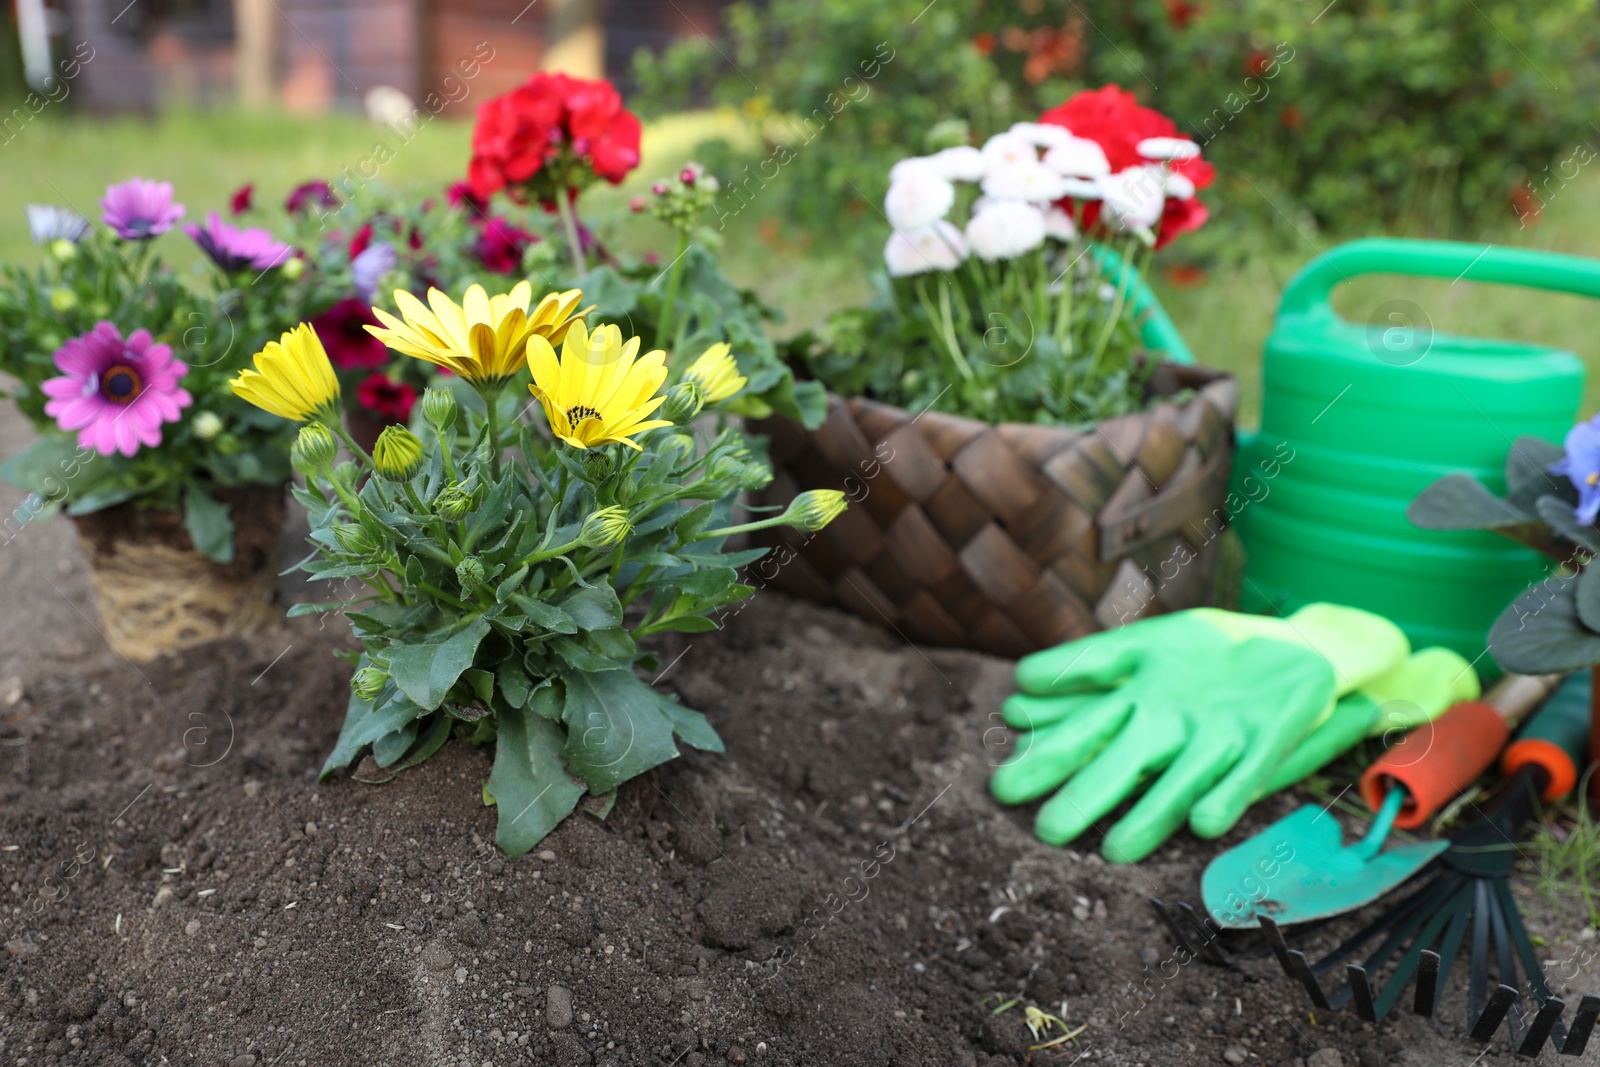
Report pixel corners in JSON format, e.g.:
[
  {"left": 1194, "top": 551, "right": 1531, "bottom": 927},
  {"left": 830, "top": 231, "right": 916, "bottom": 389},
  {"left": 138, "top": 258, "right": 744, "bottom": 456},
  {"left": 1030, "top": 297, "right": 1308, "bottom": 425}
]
[
  {"left": 446, "top": 181, "right": 487, "bottom": 214},
  {"left": 467, "top": 72, "right": 641, "bottom": 203},
  {"left": 286, "top": 180, "right": 339, "bottom": 215},
  {"left": 310, "top": 298, "right": 390, "bottom": 370},
  {"left": 474, "top": 217, "right": 537, "bottom": 274},
  {"left": 230, "top": 183, "right": 254, "bottom": 216},
  {"left": 1244, "top": 51, "right": 1272, "bottom": 78},
  {"left": 972, "top": 32, "right": 996, "bottom": 56},
  {"left": 1164, "top": 0, "right": 1202, "bottom": 28},
  {"left": 348, "top": 223, "right": 375, "bottom": 260},
  {"left": 356, "top": 374, "right": 418, "bottom": 422}
]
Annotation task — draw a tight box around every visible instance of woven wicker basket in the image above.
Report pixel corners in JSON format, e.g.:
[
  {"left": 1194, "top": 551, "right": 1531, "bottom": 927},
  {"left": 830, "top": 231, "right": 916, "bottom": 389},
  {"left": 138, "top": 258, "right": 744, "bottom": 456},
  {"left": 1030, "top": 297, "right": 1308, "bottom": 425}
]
[{"left": 748, "top": 364, "right": 1238, "bottom": 658}]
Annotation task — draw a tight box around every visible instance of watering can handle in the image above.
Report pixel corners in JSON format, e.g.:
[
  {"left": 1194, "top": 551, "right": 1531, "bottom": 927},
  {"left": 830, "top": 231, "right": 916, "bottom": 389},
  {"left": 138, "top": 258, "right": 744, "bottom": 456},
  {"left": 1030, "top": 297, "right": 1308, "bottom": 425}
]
[{"left": 1277, "top": 237, "right": 1600, "bottom": 319}]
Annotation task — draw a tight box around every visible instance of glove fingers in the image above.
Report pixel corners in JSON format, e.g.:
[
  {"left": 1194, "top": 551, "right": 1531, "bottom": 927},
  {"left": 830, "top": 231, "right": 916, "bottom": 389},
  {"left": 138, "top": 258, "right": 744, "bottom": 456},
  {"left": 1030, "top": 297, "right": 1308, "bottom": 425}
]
[
  {"left": 1261, "top": 695, "right": 1378, "bottom": 795},
  {"left": 1014, "top": 632, "right": 1140, "bottom": 696},
  {"left": 1001, "top": 690, "right": 1122, "bottom": 730},
  {"left": 1034, "top": 709, "right": 1186, "bottom": 847},
  {"left": 990, "top": 697, "right": 1134, "bottom": 806},
  {"left": 1102, "top": 732, "right": 1245, "bottom": 863},
  {"left": 1191, "top": 652, "right": 1335, "bottom": 839}
]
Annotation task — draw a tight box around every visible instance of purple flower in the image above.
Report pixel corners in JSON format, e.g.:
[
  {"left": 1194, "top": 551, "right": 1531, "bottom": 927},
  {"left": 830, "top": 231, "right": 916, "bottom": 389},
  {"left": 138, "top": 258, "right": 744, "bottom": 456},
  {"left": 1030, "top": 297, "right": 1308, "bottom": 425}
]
[
  {"left": 285, "top": 181, "right": 340, "bottom": 215},
  {"left": 41, "top": 322, "right": 192, "bottom": 457},
  {"left": 26, "top": 204, "right": 89, "bottom": 245},
  {"left": 1550, "top": 414, "right": 1600, "bottom": 525},
  {"left": 350, "top": 241, "right": 398, "bottom": 302},
  {"left": 183, "top": 212, "right": 294, "bottom": 273},
  {"left": 100, "top": 179, "right": 186, "bottom": 240}
]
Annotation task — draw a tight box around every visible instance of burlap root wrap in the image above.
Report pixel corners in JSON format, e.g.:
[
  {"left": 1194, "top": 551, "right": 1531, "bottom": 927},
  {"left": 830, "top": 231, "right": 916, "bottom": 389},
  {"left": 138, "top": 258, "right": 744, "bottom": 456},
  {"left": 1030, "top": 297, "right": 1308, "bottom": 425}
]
[
  {"left": 749, "top": 365, "right": 1238, "bottom": 658},
  {"left": 71, "top": 484, "right": 286, "bottom": 662}
]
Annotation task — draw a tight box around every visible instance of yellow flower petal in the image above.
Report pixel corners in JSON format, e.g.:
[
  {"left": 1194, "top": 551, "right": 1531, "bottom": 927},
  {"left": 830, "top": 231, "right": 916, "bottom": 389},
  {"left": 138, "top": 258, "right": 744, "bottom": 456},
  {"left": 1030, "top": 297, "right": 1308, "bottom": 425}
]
[{"left": 230, "top": 323, "right": 340, "bottom": 422}]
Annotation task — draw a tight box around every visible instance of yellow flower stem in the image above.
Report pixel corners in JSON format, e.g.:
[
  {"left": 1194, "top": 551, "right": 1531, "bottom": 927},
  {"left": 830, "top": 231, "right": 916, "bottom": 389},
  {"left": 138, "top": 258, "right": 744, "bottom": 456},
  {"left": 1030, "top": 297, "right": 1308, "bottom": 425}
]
[
  {"left": 555, "top": 192, "right": 587, "bottom": 276},
  {"left": 654, "top": 229, "right": 690, "bottom": 351}
]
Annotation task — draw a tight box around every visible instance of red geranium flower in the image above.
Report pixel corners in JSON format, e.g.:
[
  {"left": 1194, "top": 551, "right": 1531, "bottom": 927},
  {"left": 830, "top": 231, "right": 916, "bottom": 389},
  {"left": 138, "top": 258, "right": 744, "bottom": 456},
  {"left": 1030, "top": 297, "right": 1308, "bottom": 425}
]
[
  {"left": 310, "top": 298, "right": 390, "bottom": 370},
  {"left": 474, "top": 217, "right": 537, "bottom": 274},
  {"left": 356, "top": 373, "right": 418, "bottom": 423},
  {"left": 467, "top": 72, "right": 641, "bottom": 204},
  {"left": 230, "top": 183, "right": 254, "bottom": 215},
  {"left": 1040, "top": 85, "right": 1214, "bottom": 249}
]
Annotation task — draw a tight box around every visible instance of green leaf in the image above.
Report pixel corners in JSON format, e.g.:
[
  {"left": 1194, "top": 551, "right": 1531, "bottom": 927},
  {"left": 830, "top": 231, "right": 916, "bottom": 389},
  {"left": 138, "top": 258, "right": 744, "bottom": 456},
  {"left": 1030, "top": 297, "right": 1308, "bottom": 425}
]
[
  {"left": 646, "top": 615, "right": 721, "bottom": 634},
  {"left": 560, "top": 584, "right": 624, "bottom": 631},
  {"left": 395, "top": 712, "right": 454, "bottom": 770},
  {"left": 562, "top": 669, "right": 681, "bottom": 793},
  {"left": 463, "top": 668, "right": 496, "bottom": 705},
  {"left": 511, "top": 595, "right": 579, "bottom": 635},
  {"left": 1406, "top": 474, "right": 1534, "bottom": 530},
  {"left": 286, "top": 602, "right": 343, "bottom": 617},
  {"left": 319, "top": 685, "right": 426, "bottom": 776},
  {"left": 1489, "top": 576, "right": 1600, "bottom": 674},
  {"left": 1506, "top": 436, "right": 1567, "bottom": 496},
  {"left": 1537, "top": 496, "right": 1600, "bottom": 555},
  {"left": 183, "top": 486, "right": 235, "bottom": 564},
  {"left": 529, "top": 679, "right": 563, "bottom": 721},
  {"left": 580, "top": 790, "right": 618, "bottom": 819},
  {"left": 677, "top": 501, "right": 716, "bottom": 543},
  {"left": 495, "top": 563, "right": 529, "bottom": 602},
  {"left": 497, "top": 660, "right": 532, "bottom": 709},
  {"left": 1578, "top": 566, "right": 1600, "bottom": 634},
  {"left": 658, "top": 697, "right": 724, "bottom": 752},
  {"left": 373, "top": 720, "right": 419, "bottom": 768},
  {"left": 484, "top": 705, "right": 586, "bottom": 858},
  {"left": 388, "top": 617, "right": 491, "bottom": 711}
]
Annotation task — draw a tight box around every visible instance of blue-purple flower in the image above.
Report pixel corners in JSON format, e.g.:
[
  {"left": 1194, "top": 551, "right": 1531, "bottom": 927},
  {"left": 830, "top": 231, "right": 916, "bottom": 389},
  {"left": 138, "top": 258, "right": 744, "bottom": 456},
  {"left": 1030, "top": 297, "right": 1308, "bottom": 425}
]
[
  {"left": 1550, "top": 414, "right": 1600, "bottom": 525},
  {"left": 350, "top": 241, "right": 398, "bottom": 302},
  {"left": 183, "top": 213, "right": 294, "bottom": 273},
  {"left": 100, "top": 179, "right": 186, "bottom": 240},
  {"left": 26, "top": 204, "right": 89, "bottom": 245}
]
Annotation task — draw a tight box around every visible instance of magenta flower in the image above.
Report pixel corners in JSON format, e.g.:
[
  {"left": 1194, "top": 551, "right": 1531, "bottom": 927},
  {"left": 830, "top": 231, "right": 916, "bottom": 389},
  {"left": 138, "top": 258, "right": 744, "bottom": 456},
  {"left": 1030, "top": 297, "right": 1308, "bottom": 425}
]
[
  {"left": 183, "top": 213, "right": 294, "bottom": 273},
  {"left": 100, "top": 179, "right": 186, "bottom": 240},
  {"left": 41, "top": 322, "right": 192, "bottom": 457},
  {"left": 285, "top": 180, "right": 340, "bottom": 215}
]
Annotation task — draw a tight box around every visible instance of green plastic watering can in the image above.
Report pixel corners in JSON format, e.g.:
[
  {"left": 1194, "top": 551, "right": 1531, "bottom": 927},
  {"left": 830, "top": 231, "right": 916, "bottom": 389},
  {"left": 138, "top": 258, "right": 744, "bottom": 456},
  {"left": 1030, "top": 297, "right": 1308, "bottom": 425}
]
[{"left": 1234, "top": 238, "right": 1591, "bottom": 673}]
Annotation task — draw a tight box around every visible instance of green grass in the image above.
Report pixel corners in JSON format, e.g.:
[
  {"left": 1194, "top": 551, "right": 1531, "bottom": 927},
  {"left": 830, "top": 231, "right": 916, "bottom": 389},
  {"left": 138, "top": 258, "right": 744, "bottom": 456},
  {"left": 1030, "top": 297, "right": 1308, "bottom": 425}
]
[{"left": 7, "top": 108, "right": 1600, "bottom": 425}]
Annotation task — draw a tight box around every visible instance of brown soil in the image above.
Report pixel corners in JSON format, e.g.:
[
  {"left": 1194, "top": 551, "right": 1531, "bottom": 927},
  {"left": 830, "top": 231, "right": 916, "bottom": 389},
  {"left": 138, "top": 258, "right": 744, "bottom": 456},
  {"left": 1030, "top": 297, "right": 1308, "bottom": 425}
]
[{"left": 0, "top": 409, "right": 1593, "bottom": 1067}]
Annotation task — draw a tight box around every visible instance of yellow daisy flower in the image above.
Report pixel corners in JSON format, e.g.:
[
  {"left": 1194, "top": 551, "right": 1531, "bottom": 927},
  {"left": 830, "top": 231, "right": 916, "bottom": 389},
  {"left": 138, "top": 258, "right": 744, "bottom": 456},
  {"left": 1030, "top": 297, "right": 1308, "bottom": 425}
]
[
  {"left": 230, "top": 322, "right": 340, "bottom": 422},
  {"left": 365, "top": 283, "right": 586, "bottom": 384},
  {"left": 682, "top": 342, "right": 747, "bottom": 405},
  {"left": 526, "top": 321, "right": 673, "bottom": 450}
]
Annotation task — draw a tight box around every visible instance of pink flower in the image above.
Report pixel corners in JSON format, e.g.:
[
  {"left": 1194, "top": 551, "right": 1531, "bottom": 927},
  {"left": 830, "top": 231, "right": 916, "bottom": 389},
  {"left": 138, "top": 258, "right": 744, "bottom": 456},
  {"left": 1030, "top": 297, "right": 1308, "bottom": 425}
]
[
  {"left": 100, "top": 179, "right": 185, "bottom": 240},
  {"left": 356, "top": 374, "right": 418, "bottom": 422},
  {"left": 285, "top": 180, "right": 339, "bottom": 215},
  {"left": 41, "top": 322, "right": 192, "bottom": 457},
  {"left": 184, "top": 212, "right": 294, "bottom": 272},
  {"left": 310, "top": 298, "right": 390, "bottom": 369}
]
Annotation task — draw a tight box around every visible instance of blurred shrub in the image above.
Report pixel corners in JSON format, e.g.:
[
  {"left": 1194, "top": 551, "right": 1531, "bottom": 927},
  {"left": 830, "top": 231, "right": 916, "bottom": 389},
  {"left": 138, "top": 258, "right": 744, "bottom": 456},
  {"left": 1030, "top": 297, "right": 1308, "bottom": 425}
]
[{"left": 635, "top": 0, "right": 1600, "bottom": 246}]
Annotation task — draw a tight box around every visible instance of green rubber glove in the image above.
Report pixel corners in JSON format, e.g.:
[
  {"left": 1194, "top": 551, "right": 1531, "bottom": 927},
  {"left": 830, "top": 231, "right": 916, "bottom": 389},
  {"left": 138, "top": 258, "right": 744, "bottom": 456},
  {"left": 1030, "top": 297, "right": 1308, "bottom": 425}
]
[
  {"left": 990, "top": 605, "right": 1409, "bottom": 863},
  {"left": 1262, "top": 646, "right": 1480, "bottom": 794}
]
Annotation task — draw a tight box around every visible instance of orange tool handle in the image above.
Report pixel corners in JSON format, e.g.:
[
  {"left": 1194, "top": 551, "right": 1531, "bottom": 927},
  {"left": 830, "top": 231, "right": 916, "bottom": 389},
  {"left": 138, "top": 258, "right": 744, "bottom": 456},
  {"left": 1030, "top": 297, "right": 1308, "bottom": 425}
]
[{"left": 1359, "top": 674, "right": 1560, "bottom": 830}]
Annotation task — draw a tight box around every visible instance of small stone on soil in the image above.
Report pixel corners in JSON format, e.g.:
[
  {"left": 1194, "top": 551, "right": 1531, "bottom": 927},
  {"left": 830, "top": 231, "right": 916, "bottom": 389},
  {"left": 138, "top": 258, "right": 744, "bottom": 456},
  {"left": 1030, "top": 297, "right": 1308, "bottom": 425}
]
[
  {"left": 1307, "top": 1052, "right": 1344, "bottom": 1067},
  {"left": 547, "top": 984, "right": 574, "bottom": 1029},
  {"left": 1223, "top": 1047, "right": 1247, "bottom": 1065}
]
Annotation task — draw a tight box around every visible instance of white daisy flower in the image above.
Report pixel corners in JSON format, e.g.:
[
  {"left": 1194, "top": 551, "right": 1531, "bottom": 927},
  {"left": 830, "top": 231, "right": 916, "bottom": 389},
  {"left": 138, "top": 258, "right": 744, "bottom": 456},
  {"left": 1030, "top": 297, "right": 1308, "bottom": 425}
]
[
  {"left": 884, "top": 221, "right": 969, "bottom": 277},
  {"left": 927, "top": 145, "right": 987, "bottom": 182},
  {"left": 885, "top": 169, "right": 956, "bottom": 231},
  {"left": 1043, "top": 138, "right": 1112, "bottom": 179},
  {"left": 1165, "top": 173, "right": 1197, "bottom": 199},
  {"left": 1058, "top": 176, "right": 1105, "bottom": 200},
  {"left": 981, "top": 161, "right": 1069, "bottom": 204},
  {"left": 981, "top": 132, "right": 1038, "bottom": 171},
  {"left": 1008, "top": 121, "right": 1075, "bottom": 149},
  {"left": 964, "top": 200, "right": 1047, "bottom": 262},
  {"left": 889, "top": 156, "right": 938, "bottom": 183},
  {"left": 1136, "top": 137, "right": 1202, "bottom": 161},
  {"left": 1042, "top": 207, "right": 1078, "bottom": 242},
  {"left": 26, "top": 204, "right": 89, "bottom": 245},
  {"left": 1099, "top": 166, "right": 1168, "bottom": 231}
]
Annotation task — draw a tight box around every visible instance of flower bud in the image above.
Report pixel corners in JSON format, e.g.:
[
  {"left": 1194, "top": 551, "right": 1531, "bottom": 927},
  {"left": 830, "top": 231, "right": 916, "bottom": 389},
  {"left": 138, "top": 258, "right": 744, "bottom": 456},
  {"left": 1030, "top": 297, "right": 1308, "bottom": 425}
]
[
  {"left": 292, "top": 422, "right": 337, "bottom": 475},
  {"left": 679, "top": 166, "right": 698, "bottom": 187},
  {"left": 629, "top": 196, "right": 648, "bottom": 213},
  {"left": 351, "top": 665, "right": 387, "bottom": 701},
  {"left": 281, "top": 256, "right": 306, "bottom": 280},
  {"left": 651, "top": 180, "right": 669, "bottom": 196},
  {"left": 781, "top": 489, "right": 847, "bottom": 533},
  {"left": 683, "top": 343, "right": 746, "bottom": 405},
  {"left": 708, "top": 452, "right": 745, "bottom": 484},
  {"left": 421, "top": 387, "right": 457, "bottom": 433},
  {"left": 192, "top": 411, "right": 224, "bottom": 441},
  {"left": 333, "top": 522, "right": 377, "bottom": 555},
  {"left": 372, "top": 425, "right": 424, "bottom": 481},
  {"left": 663, "top": 381, "right": 704, "bottom": 424},
  {"left": 739, "top": 460, "right": 775, "bottom": 492},
  {"left": 659, "top": 430, "right": 696, "bottom": 465},
  {"left": 49, "top": 239, "right": 77, "bottom": 261},
  {"left": 455, "top": 555, "right": 485, "bottom": 587},
  {"left": 583, "top": 449, "right": 614, "bottom": 482},
  {"left": 434, "top": 483, "right": 475, "bottom": 522},
  {"left": 579, "top": 505, "right": 632, "bottom": 549},
  {"left": 49, "top": 288, "right": 77, "bottom": 313}
]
